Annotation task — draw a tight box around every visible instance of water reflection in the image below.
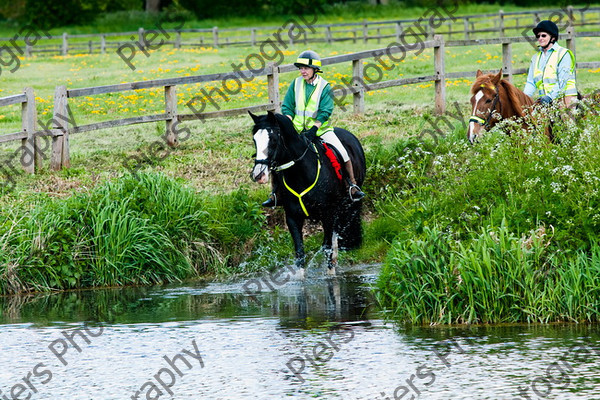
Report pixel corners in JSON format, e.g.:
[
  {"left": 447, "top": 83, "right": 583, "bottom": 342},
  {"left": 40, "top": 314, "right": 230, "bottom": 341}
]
[
  {"left": 0, "top": 265, "right": 599, "bottom": 399},
  {"left": 0, "top": 266, "right": 376, "bottom": 328}
]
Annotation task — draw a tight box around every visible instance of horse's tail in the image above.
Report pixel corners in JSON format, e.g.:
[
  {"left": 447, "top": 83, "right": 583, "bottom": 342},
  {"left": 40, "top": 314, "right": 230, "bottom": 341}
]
[
  {"left": 335, "top": 200, "right": 363, "bottom": 250},
  {"left": 333, "top": 127, "right": 365, "bottom": 250}
]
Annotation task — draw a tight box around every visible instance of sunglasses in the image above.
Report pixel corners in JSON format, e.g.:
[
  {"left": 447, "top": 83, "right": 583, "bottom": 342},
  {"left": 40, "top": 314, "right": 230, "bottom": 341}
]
[{"left": 536, "top": 33, "right": 549, "bottom": 38}]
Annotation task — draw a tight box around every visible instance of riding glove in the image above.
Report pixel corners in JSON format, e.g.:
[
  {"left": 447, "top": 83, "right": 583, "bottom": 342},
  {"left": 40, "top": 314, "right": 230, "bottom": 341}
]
[
  {"left": 538, "top": 95, "right": 552, "bottom": 105},
  {"left": 303, "top": 126, "right": 319, "bottom": 142}
]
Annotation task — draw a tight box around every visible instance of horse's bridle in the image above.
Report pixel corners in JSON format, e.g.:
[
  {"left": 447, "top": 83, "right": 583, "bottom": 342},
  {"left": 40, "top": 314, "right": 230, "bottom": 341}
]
[
  {"left": 252, "top": 123, "right": 321, "bottom": 217},
  {"left": 469, "top": 85, "right": 502, "bottom": 127},
  {"left": 253, "top": 125, "right": 315, "bottom": 173}
]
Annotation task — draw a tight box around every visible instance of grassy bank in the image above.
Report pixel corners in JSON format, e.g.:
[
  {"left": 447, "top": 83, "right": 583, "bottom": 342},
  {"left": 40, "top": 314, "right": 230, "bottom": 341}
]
[
  {"left": 375, "top": 102, "right": 600, "bottom": 324},
  {"left": 0, "top": 172, "right": 276, "bottom": 294},
  {"left": 1, "top": 5, "right": 600, "bottom": 326}
]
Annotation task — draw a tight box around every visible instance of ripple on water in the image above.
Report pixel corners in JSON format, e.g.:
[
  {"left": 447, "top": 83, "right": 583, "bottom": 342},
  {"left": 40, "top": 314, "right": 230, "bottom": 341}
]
[{"left": 0, "top": 265, "right": 599, "bottom": 399}]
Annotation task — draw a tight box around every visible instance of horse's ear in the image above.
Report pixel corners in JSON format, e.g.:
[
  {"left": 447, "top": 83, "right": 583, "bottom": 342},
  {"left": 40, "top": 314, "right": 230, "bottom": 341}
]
[
  {"left": 492, "top": 69, "right": 502, "bottom": 85},
  {"left": 266, "top": 110, "right": 277, "bottom": 123},
  {"left": 248, "top": 111, "right": 259, "bottom": 123},
  {"left": 476, "top": 69, "right": 483, "bottom": 77}
]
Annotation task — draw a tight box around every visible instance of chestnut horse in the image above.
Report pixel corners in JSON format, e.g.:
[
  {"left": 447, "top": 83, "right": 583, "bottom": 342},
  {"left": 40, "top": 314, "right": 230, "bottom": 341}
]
[{"left": 467, "top": 69, "right": 543, "bottom": 143}]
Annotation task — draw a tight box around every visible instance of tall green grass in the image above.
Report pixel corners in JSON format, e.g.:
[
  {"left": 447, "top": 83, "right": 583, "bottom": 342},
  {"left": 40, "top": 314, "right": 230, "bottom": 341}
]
[
  {"left": 375, "top": 102, "right": 600, "bottom": 324},
  {"left": 377, "top": 223, "right": 600, "bottom": 324},
  {"left": 0, "top": 172, "right": 267, "bottom": 295}
]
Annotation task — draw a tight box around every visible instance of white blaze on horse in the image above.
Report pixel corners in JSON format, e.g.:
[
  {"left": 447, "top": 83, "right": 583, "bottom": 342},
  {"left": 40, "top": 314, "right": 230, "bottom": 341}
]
[{"left": 250, "top": 111, "right": 365, "bottom": 276}]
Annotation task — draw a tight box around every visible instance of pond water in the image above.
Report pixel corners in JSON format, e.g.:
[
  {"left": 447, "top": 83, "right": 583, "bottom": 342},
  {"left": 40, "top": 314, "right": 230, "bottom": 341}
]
[{"left": 0, "top": 264, "right": 598, "bottom": 399}]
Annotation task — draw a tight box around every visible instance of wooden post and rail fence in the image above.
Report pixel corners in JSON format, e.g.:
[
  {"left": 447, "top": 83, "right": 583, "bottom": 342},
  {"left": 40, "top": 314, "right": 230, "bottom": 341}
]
[
  {"left": 1, "top": 6, "right": 599, "bottom": 56},
  {"left": 1, "top": 29, "right": 600, "bottom": 175}
]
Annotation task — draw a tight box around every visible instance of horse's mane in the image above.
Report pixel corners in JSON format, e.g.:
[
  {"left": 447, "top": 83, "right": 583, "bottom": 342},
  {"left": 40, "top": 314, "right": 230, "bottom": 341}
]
[
  {"left": 273, "top": 112, "right": 295, "bottom": 133},
  {"left": 471, "top": 73, "right": 532, "bottom": 118},
  {"left": 500, "top": 79, "right": 532, "bottom": 117}
]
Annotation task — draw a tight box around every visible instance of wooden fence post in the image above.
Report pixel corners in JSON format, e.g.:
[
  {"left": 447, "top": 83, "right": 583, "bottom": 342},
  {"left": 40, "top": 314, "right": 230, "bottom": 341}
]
[
  {"left": 175, "top": 32, "right": 181, "bottom": 49},
  {"left": 352, "top": 59, "right": 365, "bottom": 114},
  {"left": 212, "top": 27, "right": 219, "bottom": 48},
  {"left": 101, "top": 35, "right": 106, "bottom": 54},
  {"left": 566, "top": 26, "right": 576, "bottom": 55},
  {"left": 433, "top": 35, "right": 446, "bottom": 115},
  {"left": 138, "top": 28, "right": 145, "bottom": 49},
  {"left": 499, "top": 10, "right": 505, "bottom": 37},
  {"left": 566, "top": 5, "right": 575, "bottom": 27},
  {"left": 502, "top": 41, "right": 513, "bottom": 82},
  {"left": 50, "top": 86, "right": 69, "bottom": 170},
  {"left": 62, "top": 33, "right": 68, "bottom": 55},
  {"left": 463, "top": 18, "right": 470, "bottom": 40},
  {"left": 395, "top": 22, "right": 402, "bottom": 41},
  {"left": 251, "top": 28, "right": 256, "bottom": 46},
  {"left": 164, "top": 85, "right": 178, "bottom": 146},
  {"left": 88, "top": 40, "right": 93, "bottom": 54},
  {"left": 267, "top": 62, "right": 280, "bottom": 113},
  {"left": 326, "top": 25, "right": 332, "bottom": 44},
  {"left": 21, "top": 87, "right": 37, "bottom": 174},
  {"left": 363, "top": 21, "right": 368, "bottom": 43}
]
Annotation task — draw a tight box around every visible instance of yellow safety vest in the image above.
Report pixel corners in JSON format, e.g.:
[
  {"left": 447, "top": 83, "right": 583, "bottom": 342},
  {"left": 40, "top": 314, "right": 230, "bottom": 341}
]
[
  {"left": 533, "top": 46, "right": 577, "bottom": 98},
  {"left": 292, "top": 76, "right": 334, "bottom": 136}
]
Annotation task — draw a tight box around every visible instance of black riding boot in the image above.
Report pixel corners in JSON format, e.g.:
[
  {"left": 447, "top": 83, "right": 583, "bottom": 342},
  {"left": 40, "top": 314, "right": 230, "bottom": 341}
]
[
  {"left": 344, "top": 160, "right": 365, "bottom": 202},
  {"left": 262, "top": 180, "right": 280, "bottom": 208}
]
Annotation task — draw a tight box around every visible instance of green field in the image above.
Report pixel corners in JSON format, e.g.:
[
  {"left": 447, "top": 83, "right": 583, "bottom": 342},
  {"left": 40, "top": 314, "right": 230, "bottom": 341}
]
[{"left": 1, "top": 4, "right": 600, "bottom": 324}]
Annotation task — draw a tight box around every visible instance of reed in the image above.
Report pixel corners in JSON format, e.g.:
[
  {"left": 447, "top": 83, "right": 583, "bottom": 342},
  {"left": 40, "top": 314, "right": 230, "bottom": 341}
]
[
  {"left": 0, "top": 172, "right": 268, "bottom": 294},
  {"left": 377, "top": 223, "right": 600, "bottom": 324}
]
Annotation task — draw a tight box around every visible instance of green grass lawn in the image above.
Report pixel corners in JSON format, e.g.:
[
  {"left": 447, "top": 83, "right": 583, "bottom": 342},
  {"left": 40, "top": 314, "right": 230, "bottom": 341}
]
[{"left": 1, "top": 29, "right": 599, "bottom": 195}]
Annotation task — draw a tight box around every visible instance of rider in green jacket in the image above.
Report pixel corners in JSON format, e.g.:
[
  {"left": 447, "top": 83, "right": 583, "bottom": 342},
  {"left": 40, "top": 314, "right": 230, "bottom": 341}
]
[{"left": 262, "top": 50, "right": 365, "bottom": 207}]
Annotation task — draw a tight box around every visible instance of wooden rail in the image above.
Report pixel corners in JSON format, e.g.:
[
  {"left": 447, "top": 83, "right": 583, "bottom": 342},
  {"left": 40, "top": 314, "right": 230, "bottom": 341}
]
[
  {"left": 1, "top": 28, "right": 600, "bottom": 174},
  {"left": 1, "top": 6, "right": 599, "bottom": 56}
]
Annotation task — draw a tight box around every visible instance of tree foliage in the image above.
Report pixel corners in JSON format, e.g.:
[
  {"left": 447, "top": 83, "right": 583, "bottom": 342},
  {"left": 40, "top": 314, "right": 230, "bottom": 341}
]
[{"left": 177, "top": 0, "right": 328, "bottom": 19}]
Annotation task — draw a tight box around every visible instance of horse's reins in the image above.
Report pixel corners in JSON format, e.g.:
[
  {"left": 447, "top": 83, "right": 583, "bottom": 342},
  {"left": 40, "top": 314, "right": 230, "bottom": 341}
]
[
  {"left": 253, "top": 125, "right": 321, "bottom": 217},
  {"left": 469, "top": 84, "right": 502, "bottom": 127}
]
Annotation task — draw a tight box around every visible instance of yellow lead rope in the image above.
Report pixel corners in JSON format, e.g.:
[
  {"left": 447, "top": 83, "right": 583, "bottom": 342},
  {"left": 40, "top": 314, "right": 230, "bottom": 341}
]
[{"left": 282, "top": 156, "right": 321, "bottom": 217}]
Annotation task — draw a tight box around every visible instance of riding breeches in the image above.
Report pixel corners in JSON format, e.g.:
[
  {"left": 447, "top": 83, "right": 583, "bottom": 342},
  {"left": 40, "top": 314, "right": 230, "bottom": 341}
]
[{"left": 319, "top": 130, "right": 349, "bottom": 162}]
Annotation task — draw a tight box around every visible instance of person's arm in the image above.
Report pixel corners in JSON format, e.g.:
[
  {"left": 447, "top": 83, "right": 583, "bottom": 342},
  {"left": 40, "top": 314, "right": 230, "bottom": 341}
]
[
  {"left": 552, "top": 50, "right": 577, "bottom": 101},
  {"left": 523, "top": 54, "right": 537, "bottom": 98},
  {"left": 315, "top": 83, "right": 334, "bottom": 127},
  {"left": 281, "top": 80, "right": 296, "bottom": 118}
]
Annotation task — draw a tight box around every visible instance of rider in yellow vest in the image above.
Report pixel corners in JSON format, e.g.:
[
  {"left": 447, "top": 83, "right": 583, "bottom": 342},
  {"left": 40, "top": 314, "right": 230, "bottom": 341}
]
[
  {"left": 262, "top": 50, "right": 365, "bottom": 207},
  {"left": 523, "top": 20, "right": 577, "bottom": 107}
]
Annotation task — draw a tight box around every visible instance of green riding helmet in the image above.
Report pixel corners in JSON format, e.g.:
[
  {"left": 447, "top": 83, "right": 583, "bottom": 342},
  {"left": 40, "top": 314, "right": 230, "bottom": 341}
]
[{"left": 294, "top": 50, "right": 322, "bottom": 72}]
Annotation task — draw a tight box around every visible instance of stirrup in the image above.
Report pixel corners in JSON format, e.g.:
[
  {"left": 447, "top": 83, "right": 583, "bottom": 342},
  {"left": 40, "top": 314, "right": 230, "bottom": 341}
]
[
  {"left": 262, "top": 193, "right": 277, "bottom": 208},
  {"left": 348, "top": 184, "right": 365, "bottom": 202}
]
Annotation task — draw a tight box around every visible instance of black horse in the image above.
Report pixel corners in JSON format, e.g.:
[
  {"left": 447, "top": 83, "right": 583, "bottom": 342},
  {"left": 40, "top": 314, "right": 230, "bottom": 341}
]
[{"left": 250, "top": 111, "right": 366, "bottom": 275}]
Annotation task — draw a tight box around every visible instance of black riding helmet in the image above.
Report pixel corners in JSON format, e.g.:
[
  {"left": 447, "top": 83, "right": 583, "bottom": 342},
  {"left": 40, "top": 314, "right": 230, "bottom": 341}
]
[
  {"left": 294, "top": 50, "right": 322, "bottom": 73},
  {"left": 533, "top": 20, "right": 559, "bottom": 41}
]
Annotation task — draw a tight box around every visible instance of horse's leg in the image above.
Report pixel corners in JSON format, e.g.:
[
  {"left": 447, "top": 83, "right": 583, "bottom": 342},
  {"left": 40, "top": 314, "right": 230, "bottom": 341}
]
[
  {"left": 286, "top": 214, "right": 306, "bottom": 274},
  {"left": 322, "top": 218, "right": 336, "bottom": 275}
]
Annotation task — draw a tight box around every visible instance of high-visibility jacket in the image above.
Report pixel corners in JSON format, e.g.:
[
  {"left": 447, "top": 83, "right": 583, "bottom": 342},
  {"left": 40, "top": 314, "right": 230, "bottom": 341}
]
[
  {"left": 292, "top": 76, "right": 334, "bottom": 136},
  {"left": 533, "top": 45, "right": 577, "bottom": 98}
]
